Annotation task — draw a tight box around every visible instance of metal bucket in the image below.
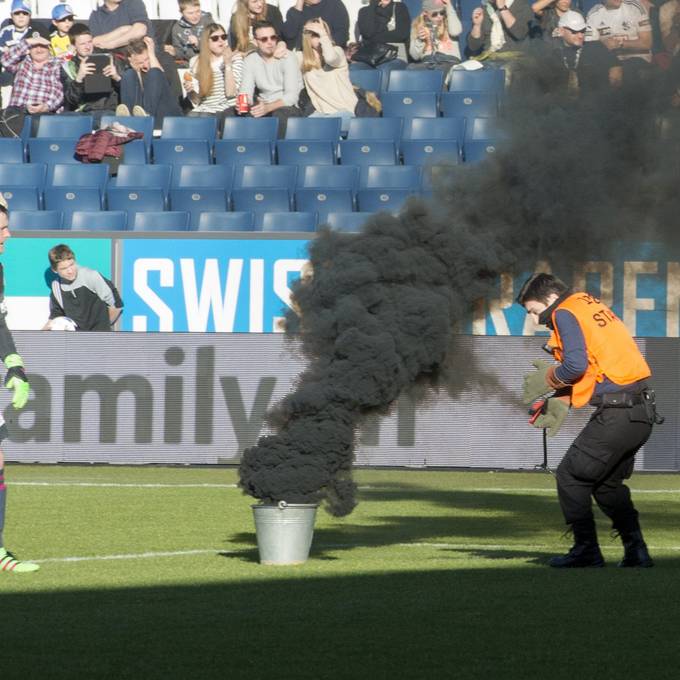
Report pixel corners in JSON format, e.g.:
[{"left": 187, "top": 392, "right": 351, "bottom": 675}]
[{"left": 251, "top": 501, "right": 318, "bottom": 565}]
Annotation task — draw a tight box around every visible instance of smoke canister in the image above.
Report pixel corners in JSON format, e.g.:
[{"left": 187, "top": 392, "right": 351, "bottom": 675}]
[{"left": 237, "top": 93, "right": 250, "bottom": 114}]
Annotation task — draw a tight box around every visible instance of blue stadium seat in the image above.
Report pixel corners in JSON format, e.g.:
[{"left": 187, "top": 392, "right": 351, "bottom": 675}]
[
  {"left": 338, "top": 140, "right": 398, "bottom": 166},
  {"left": 28, "top": 138, "right": 79, "bottom": 164},
  {"left": 463, "top": 140, "right": 500, "bottom": 163},
  {"left": 467, "top": 116, "right": 501, "bottom": 141},
  {"left": 440, "top": 91, "right": 498, "bottom": 120},
  {"left": 295, "top": 189, "right": 354, "bottom": 219},
  {"left": 255, "top": 212, "right": 318, "bottom": 232},
  {"left": 359, "top": 165, "right": 423, "bottom": 189},
  {"left": 1, "top": 187, "right": 40, "bottom": 211},
  {"left": 9, "top": 210, "right": 63, "bottom": 230},
  {"left": 447, "top": 68, "right": 505, "bottom": 93},
  {"left": 35, "top": 114, "right": 93, "bottom": 139},
  {"left": 324, "top": 211, "right": 373, "bottom": 232},
  {"left": 161, "top": 116, "right": 218, "bottom": 142},
  {"left": 296, "top": 165, "right": 359, "bottom": 192},
  {"left": 0, "top": 162, "right": 46, "bottom": 189},
  {"left": 387, "top": 69, "right": 444, "bottom": 92},
  {"left": 349, "top": 68, "right": 382, "bottom": 93},
  {"left": 284, "top": 117, "right": 342, "bottom": 141},
  {"left": 233, "top": 164, "right": 297, "bottom": 192},
  {"left": 221, "top": 117, "right": 278, "bottom": 142},
  {"left": 68, "top": 211, "right": 128, "bottom": 231},
  {"left": 401, "top": 117, "right": 463, "bottom": 143},
  {"left": 401, "top": 140, "right": 460, "bottom": 166},
  {"left": 0, "top": 138, "right": 25, "bottom": 163},
  {"left": 169, "top": 189, "right": 229, "bottom": 223},
  {"left": 214, "top": 139, "right": 273, "bottom": 167},
  {"left": 171, "top": 164, "right": 233, "bottom": 190},
  {"left": 47, "top": 163, "right": 109, "bottom": 194},
  {"left": 44, "top": 188, "right": 102, "bottom": 218},
  {"left": 231, "top": 188, "right": 291, "bottom": 213},
  {"left": 194, "top": 211, "right": 256, "bottom": 231},
  {"left": 357, "top": 189, "right": 414, "bottom": 213},
  {"left": 276, "top": 140, "right": 336, "bottom": 166},
  {"left": 402, "top": 0, "right": 422, "bottom": 26},
  {"left": 111, "top": 164, "right": 173, "bottom": 199},
  {"left": 152, "top": 139, "right": 212, "bottom": 165},
  {"left": 121, "top": 139, "right": 148, "bottom": 164},
  {"left": 381, "top": 92, "right": 439, "bottom": 118},
  {"left": 106, "top": 187, "right": 166, "bottom": 219},
  {"left": 131, "top": 211, "right": 190, "bottom": 231},
  {"left": 347, "top": 117, "right": 403, "bottom": 143},
  {"left": 100, "top": 115, "right": 154, "bottom": 156}
]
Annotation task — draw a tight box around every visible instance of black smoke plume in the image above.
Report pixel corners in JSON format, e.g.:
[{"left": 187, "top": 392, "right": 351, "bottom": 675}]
[{"left": 239, "top": 57, "right": 680, "bottom": 516}]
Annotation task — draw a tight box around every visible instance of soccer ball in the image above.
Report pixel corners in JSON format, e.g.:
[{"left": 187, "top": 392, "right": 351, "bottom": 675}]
[{"left": 49, "top": 316, "right": 78, "bottom": 331}]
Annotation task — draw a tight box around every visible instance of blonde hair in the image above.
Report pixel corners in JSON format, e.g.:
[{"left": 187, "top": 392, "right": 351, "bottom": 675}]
[
  {"left": 413, "top": 11, "right": 449, "bottom": 43},
  {"left": 193, "top": 22, "right": 227, "bottom": 99},
  {"left": 300, "top": 19, "right": 332, "bottom": 73},
  {"left": 232, "top": 0, "right": 268, "bottom": 53}
]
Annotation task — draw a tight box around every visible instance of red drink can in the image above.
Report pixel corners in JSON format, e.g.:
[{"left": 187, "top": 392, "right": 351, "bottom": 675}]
[{"left": 237, "top": 93, "right": 250, "bottom": 114}]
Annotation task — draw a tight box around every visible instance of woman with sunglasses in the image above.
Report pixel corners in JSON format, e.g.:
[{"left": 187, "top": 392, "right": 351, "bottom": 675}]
[
  {"left": 298, "top": 18, "right": 376, "bottom": 129},
  {"left": 184, "top": 23, "right": 244, "bottom": 119},
  {"left": 409, "top": 0, "right": 462, "bottom": 70},
  {"left": 230, "top": 0, "right": 284, "bottom": 53}
]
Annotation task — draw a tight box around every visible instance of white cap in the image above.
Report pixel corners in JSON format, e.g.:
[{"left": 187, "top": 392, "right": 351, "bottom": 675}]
[{"left": 558, "top": 10, "right": 587, "bottom": 32}]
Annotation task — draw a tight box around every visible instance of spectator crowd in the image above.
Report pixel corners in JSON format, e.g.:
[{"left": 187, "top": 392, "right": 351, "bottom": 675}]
[{"left": 0, "top": 0, "right": 677, "bottom": 133}]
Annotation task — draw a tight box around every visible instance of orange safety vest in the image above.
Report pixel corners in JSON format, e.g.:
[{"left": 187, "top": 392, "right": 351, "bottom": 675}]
[{"left": 546, "top": 293, "right": 651, "bottom": 408}]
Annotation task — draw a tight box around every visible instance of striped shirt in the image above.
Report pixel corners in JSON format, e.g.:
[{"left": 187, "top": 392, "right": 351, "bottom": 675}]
[{"left": 191, "top": 53, "right": 244, "bottom": 113}]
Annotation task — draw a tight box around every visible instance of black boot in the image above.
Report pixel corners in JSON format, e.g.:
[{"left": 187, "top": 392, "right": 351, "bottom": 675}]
[
  {"left": 618, "top": 529, "right": 654, "bottom": 568},
  {"left": 549, "top": 520, "right": 605, "bottom": 568}
]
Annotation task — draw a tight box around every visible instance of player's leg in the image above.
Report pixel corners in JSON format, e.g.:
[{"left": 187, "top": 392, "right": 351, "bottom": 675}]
[{"left": 0, "top": 447, "right": 40, "bottom": 573}]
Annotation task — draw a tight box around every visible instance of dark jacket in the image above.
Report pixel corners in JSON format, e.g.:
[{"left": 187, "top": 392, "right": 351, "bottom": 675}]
[
  {"left": 282, "top": 0, "right": 349, "bottom": 49},
  {"left": 467, "top": 2, "right": 532, "bottom": 55},
  {"left": 357, "top": 0, "right": 410, "bottom": 45},
  {"left": 171, "top": 12, "right": 214, "bottom": 63},
  {"left": 75, "top": 129, "right": 144, "bottom": 162}
]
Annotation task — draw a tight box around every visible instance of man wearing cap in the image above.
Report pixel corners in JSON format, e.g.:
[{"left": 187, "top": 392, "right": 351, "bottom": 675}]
[
  {"left": 548, "top": 10, "right": 622, "bottom": 93},
  {"left": 0, "top": 23, "right": 63, "bottom": 113},
  {"left": 0, "top": 1, "right": 34, "bottom": 51},
  {"left": 50, "top": 3, "right": 75, "bottom": 59}
]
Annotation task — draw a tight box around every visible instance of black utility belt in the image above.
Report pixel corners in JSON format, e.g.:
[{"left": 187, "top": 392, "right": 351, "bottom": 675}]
[{"left": 592, "top": 392, "right": 645, "bottom": 408}]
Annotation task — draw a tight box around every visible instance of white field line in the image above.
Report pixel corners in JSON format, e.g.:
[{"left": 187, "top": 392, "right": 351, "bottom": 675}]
[
  {"left": 10, "top": 481, "right": 680, "bottom": 494},
  {"left": 31, "top": 541, "right": 680, "bottom": 565}
]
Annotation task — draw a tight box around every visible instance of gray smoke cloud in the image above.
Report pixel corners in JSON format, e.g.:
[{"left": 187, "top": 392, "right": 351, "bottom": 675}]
[{"left": 239, "top": 58, "right": 680, "bottom": 516}]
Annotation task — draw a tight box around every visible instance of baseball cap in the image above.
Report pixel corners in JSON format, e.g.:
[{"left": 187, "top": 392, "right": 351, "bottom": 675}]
[
  {"left": 52, "top": 3, "right": 75, "bottom": 20},
  {"left": 27, "top": 24, "right": 51, "bottom": 42},
  {"left": 11, "top": 0, "right": 32, "bottom": 14},
  {"left": 422, "top": 0, "right": 444, "bottom": 11},
  {"left": 558, "top": 10, "right": 587, "bottom": 32}
]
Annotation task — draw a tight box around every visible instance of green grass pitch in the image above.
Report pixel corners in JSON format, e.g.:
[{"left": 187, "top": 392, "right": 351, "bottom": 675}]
[{"left": 2, "top": 464, "right": 680, "bottom": 679}]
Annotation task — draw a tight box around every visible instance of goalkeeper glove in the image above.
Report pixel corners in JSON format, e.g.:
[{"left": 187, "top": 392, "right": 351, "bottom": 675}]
[
  {"left": 522, "top": 359, "right": 568, "bottom": 405},
  {"left": 4, "top": 353, "right": 29, "bottom": 410},
  {"left": 531, "top": 397, "right": 569, "bottom": 437}
]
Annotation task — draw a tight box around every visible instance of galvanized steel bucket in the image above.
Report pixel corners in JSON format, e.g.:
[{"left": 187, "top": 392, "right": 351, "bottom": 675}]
[{"left": 251, "top": 501, "right": 318, "bottom": 565}]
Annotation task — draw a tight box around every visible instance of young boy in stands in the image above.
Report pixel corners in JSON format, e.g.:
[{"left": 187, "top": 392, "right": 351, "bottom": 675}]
[
  {"left": 44, "top": 244, "right": 123, "bottom": 332},
  {"left": 50, "top": 3, "right": 76, "bottom": 58},
  {"left": 0, "top": 0, "right": 33, "bottom": 50},
  {"left": 167, "top": 0, "right": 213, "bottom": 65}
]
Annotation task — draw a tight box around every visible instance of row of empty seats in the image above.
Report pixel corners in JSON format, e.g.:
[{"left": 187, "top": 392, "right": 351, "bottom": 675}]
[{"left": 8, "top": 210, "right": 373, "bottom": 233}]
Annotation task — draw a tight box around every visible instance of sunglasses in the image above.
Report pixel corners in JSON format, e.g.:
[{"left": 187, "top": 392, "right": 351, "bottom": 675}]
[
  {"left": 303, "top": 30, "right": 319, "bottom": 37},
  {"left": 12, "top": 10, "right": 30, "bottom": 15},
  {"left": 427, "top": 10, "right": 445, "bottom": 16},
  {"left": 210, "top": 33, "right": 228, "bottom": 41},
  {"left": 256, "top": 34, "right": 277, "bottom": 42},
  {"left": 56, "top": 16, "right": 74, "bottom": 21}
]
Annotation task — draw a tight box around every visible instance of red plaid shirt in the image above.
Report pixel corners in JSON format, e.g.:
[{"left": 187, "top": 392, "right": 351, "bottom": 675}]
[{"left": 1, "top": 42, "right": 63, "bottom": 112}]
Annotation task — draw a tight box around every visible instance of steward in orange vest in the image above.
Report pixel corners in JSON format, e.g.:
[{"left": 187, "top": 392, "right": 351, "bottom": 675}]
[{"left": 518, "top": 273, "right": 660, "bottom": 570}]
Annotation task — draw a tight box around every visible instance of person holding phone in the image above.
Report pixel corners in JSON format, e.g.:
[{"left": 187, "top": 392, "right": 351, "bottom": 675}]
[{"left": 61, "top": 23, "right": 121, "bottom": 123}]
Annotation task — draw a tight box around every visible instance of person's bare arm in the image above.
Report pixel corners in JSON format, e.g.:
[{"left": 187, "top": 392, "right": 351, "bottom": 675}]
[{"left": 93, "top": 22, "right": 148, "bottom": 50}]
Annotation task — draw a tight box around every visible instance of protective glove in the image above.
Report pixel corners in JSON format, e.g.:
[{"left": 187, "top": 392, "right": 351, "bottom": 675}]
[
  {"left": 4, "top": 353, "right": 29, "bottom": 410},
  {"left": 522, "top": 359, "right": 552, "bottom": 405},
  {"left": 532, "top": 397, "right": 569, "bottom": 437}
]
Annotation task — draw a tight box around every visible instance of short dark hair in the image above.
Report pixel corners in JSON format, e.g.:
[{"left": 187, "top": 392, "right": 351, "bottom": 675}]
[
  {"left": 48, "top": 244, "right": 76, "bottom": 270},
  {"left": 516, "top": 273, "right": 569, "bottom": 306},
  {"left": 252, "top": 21, "right": 276, "bottom": 37},
  {"left": 68, "top": 23, "right": 91, "bottom": 43},
  {"left": 126, "top": 38, "right": 148, "bottom": 58},
  {"left": 0, "top": 204, "right": 7, "bottom": 218}
]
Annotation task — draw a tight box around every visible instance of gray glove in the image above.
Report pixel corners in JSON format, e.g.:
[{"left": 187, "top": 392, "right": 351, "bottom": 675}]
[{"left": 532, "top": 397, "right": 569, "bottom": 437}]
